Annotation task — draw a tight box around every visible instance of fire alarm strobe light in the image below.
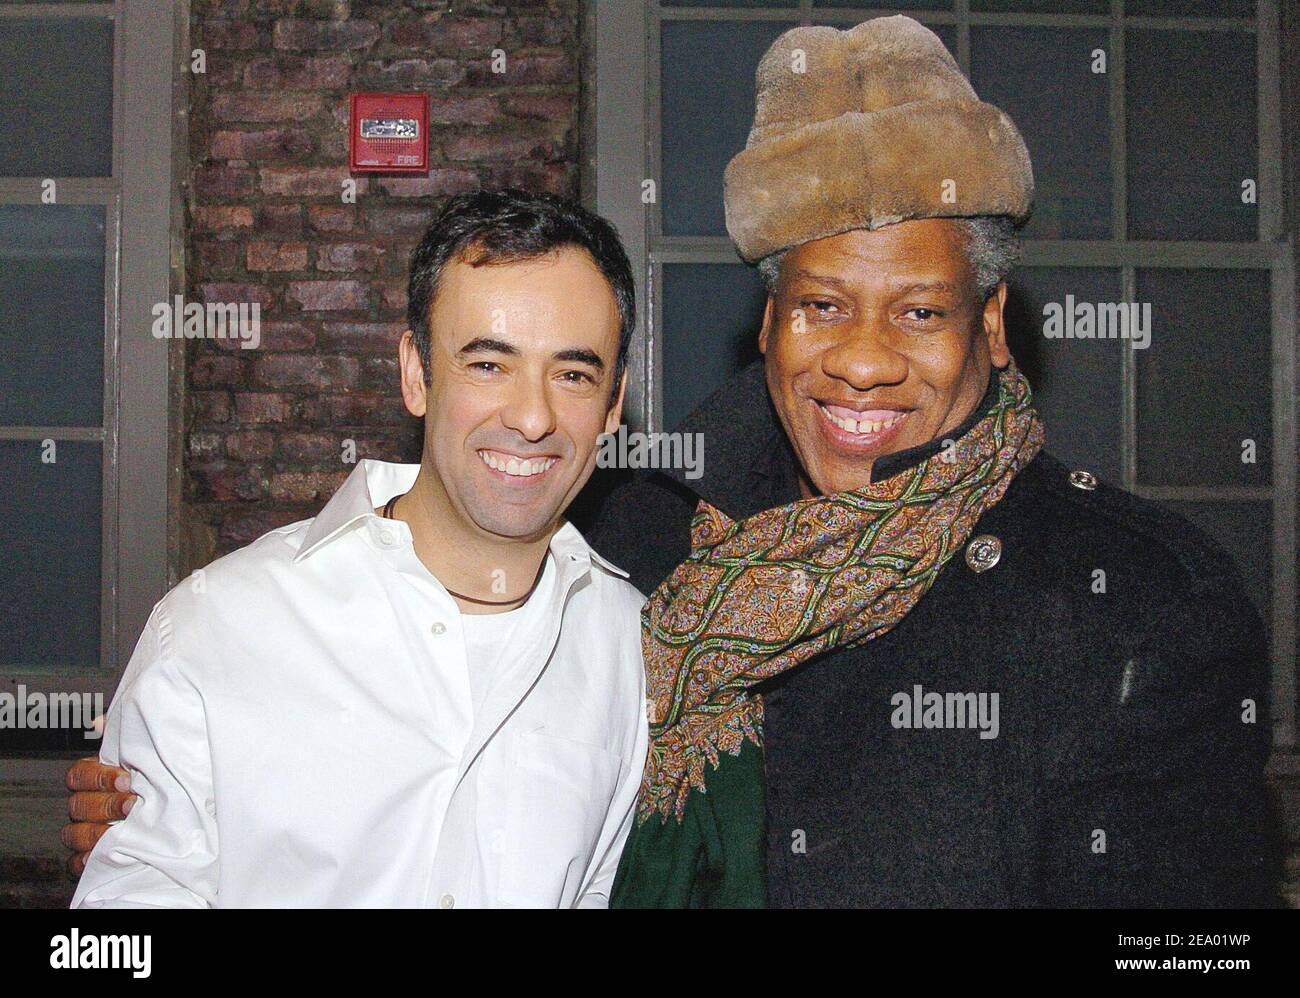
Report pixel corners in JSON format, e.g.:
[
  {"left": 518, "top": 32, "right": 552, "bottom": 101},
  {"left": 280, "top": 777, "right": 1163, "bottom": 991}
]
[{"left": 349, "top": 92, "right": 429, "bottom": 173}]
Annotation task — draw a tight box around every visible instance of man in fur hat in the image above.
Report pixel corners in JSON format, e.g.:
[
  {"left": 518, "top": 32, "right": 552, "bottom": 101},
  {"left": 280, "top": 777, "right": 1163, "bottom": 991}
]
[{"left": 594, "top": 15, "right": 1281, "bottom": 907}]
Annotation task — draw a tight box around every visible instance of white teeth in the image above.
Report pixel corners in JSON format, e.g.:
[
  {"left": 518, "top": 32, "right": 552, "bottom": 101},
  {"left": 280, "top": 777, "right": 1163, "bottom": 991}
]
[
  {"left": 820, "top": 406, "right": 904, "bottom": 436},
  {"left": 478, "top": 450, "right": 557, "bottom": 477}
]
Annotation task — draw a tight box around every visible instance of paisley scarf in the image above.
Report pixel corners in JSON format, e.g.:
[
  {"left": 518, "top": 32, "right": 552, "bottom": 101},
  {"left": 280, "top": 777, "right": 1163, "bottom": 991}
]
[{"left": 612, "top": 362, "right": 1044, "bottom": 906}]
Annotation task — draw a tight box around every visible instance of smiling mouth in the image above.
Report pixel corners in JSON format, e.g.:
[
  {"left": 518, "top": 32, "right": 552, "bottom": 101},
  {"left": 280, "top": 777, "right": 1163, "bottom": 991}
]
[
  {"left": 815, "top": 401, "right": 909, "bottom": 439},
  {"left": 477, "top": 449, "right": 558, "bottom": 479}
]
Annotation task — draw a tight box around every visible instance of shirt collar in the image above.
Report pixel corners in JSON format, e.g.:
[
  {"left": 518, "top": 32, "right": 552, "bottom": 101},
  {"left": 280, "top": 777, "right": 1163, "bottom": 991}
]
[
  {"left": 660, "top": 361, "right": 1002, "bottom": 520},
  {"left": 293, "top": 458, "right": 629, "bottom": 580}
]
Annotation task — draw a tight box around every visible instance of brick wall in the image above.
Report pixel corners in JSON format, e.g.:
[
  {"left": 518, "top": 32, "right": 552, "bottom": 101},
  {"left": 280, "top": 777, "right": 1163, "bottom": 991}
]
[{"left": 183, "top": 0, "right": 582, "bottom": 572}]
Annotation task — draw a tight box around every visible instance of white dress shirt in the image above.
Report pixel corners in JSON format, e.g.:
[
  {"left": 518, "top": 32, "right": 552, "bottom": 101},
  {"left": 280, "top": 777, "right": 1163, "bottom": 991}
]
[{"left": 72, "top": 460, "right": 649, "bottom": 909}]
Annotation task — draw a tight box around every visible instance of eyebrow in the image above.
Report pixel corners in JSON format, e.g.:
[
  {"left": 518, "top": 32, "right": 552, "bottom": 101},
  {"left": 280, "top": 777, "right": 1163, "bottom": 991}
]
[
  {"left": 786, "top": 270, "right": 962, "bottom": 297},
  {"left": 457, "top": 337, "right": 605, "bottom": 370}
]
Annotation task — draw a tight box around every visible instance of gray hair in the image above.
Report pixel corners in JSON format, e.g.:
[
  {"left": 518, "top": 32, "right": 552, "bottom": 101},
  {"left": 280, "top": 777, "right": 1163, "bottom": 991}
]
[{"left": 755, "top": 216, "right": 1022, "bottom": 301}]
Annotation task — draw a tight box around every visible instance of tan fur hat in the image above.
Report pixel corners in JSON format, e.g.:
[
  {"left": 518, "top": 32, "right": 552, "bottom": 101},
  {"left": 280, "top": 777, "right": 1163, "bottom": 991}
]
[{"left": 723, "top": 15, "right": 1035, "bottom": 263}]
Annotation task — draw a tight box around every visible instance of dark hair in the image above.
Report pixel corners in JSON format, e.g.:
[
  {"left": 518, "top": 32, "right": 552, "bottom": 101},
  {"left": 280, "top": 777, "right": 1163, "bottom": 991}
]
[{"left": 407, "top": 188, "right": 635, "bottom": 405}]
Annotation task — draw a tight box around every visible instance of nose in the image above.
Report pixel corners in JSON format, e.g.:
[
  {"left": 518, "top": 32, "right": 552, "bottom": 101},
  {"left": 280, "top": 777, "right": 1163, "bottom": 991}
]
[
  {"left": 819, "top": 313, "right": 908, "bottom": 392},
  {"left": 498, "top": 372, "right": 557, "bottom": 443}
]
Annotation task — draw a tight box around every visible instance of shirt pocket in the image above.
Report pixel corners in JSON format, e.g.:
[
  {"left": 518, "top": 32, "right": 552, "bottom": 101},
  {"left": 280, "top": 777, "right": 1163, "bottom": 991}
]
[{"left": 497, "top": 728, "right": 622, "bottom": 907}]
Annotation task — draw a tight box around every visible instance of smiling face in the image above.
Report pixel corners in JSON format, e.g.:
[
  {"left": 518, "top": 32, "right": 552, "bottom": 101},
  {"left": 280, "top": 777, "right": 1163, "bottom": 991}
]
[
  {"left": 399, "top": 244, "right": 625, "bottom": 542},
  {"left": 759, "top": 218, "right": 1011, "bottom": 496}
]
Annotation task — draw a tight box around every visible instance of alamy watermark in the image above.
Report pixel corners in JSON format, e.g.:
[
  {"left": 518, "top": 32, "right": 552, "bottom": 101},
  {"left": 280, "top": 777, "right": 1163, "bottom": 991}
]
[
  {"left": 151, "top": 295, "right": 261, "bottom": 349},
  {"left": 1043, "top": 295, "right": 1151, "bottom": 350},
  {"left": 0, "top": 685, "right": 103, "bottom": 740},
  {"left": 596, "top": 427, "right": 704, "bottom": 480},
  {"left": 890, "top": 684, "right": 1000, "bottom": 740}
]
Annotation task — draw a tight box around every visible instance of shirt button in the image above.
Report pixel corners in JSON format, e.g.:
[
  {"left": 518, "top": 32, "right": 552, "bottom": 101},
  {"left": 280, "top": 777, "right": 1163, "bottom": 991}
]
[
  {"left": 439, "top": 893, "right": 455, "bottom": 909},
  {"left": 204, "top": 798, "right": 216, "bottom": 817},
  {"left": 377, "top": 529, "right": 395, "bottom": 546},
  {"left": 431, "top": 621, "right": 447, "bottom": 636}
]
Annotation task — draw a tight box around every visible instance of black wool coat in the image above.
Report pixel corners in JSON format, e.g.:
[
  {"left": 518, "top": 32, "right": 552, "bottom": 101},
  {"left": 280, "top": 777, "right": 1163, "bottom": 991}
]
[{"left": 586, "top": 362, "right": 1283, "bottom": 908}]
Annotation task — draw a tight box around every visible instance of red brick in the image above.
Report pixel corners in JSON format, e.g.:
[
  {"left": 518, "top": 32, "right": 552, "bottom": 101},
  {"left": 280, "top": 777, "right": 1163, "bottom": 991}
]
[
  {"left": 247, "top": 240, "right": 309, "bottom": 272},
  {"left": 326, "top": 393, "right": 412, "bottom": 426},
  {"left": 364, "top": 205, "right": 439, "bottom": 236},
  {"left": 225, "top": 430, "right": 276, "bottom": 462},
  {"left": 482, "top": 162, "right": 572, "bottom": 196},
  {"left": 243, "top": 54, "right": 351, "bottom": 90},
  {"left": 464, "top": 53, "right": 574, "bottom": 86},
  {"left": 200, "top": 282, "right": 277, "bottom": 310},
  {"left": 278, "top": 431, "right": 340, "bottom": 463},
  {"left": 254, "top": 354, "right": 355, "bottom": 389},
  {"left": 259, "top": 166, "right": 364, "bottom": 198},
  {"left": 188, "top": 431, "right": 224, "bottom": 459},
  {"left": 268, "top": 470, "right": 348, "bottom": 503},
  {"left": 503, "top": 94, "right": 574, "bottom": 121},
  {"left": 518, "top": 16, "right": 569, "bottom": 47},
  {"left": 211, "top": 128, "right": 314, "bottom": 161},
  {"left": 319, "top": 321, "right": 403, "bottom": 353},
  {"left": 191, "top": 391, "right": 233, "bottom": 425},
  {"left": 193, "top": 205, "right": 255, "bottom": 233},
  {"left": 256, "top": 204, "right": 303, "bottom": 235},
  {"left": 443, "top": 129, "right": 559, "bottom": 163},
  {"left": 272, "top": 18, "right": 380, "bottom": 51},
  {"left": 429, "top": 96, "right": 498, "bottom": 125},
  {"left": 218, "top": 507, "right": 303, "bottom": 547},
  {"left": 375, "top": 170, "right": 477, "bottom": 198},
  {"left": 427, "top": 17, "right": 504, "bottom": 55},
  {"left": 235, "top": 392, "right": 291, "bottom": 423},
  {"left": 193, "top": 241, "right": 242, "bottom": 273},
  {"left": 307, "top": 205, "right": 357, "bottom": 233},
  {"left": 193, "top": 165, "right": 256, "bottom": 200},
  {"left": 357, "top": 58, "right": 463, "bottom": 89},
  {"left": 287, "top": 280, "right": 371, "bottom": 311},
  {"left": 191, "top": 354, "right": 244, "bottom": 388},
  {"left": 200, "top": 19, "right": 261, "bottom": 49},
  {"left": 192, "top": 462, "right": 267, "bottom": 502},
  {"left": 213, "top": 92, "right": 324, "bottom": 123},
  {"left": 316, "top": 242, "right": 382, "bottom": 272},
  {"left": 357, "top": 354, "right": 399, "bottom": 391},
  {"left": 379, "top": 282, "right": 408, "bottom": 313}
]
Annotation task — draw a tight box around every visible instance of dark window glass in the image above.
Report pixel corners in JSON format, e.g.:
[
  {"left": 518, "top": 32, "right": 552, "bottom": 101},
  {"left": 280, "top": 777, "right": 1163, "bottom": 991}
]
[
  {"left": 661, "top": 20, "right": 798, "bottom": 238},
  {"left": 0, "top": 205, "right": 106, "bottom": 428},
  {"left": 1135, "top": 268, "right": 1271, "bottom": 487},
  {"left": 661, "top": 262, "right": 768, "bottom": 430},
  {"left": 1127, "top": 1, "right": 1254, "bottom": 17},
  {"left": 1126, "top": 28, "right": 1257, "bottom": 241},
  {"left": 1164, "top": 499, "right": 1271, "bottom": 624},
  {"left": 971, "top": 27, "right": 1112, "bottom": 240},
  {"left": 0, "top": 439, "right": 102, "bottom": 671},
  {"left": 0, "top": 17, "right": 113, "bottom": 177},
  {"left": 1004, "top": 267, "right": 1125, "bottom": 484}
]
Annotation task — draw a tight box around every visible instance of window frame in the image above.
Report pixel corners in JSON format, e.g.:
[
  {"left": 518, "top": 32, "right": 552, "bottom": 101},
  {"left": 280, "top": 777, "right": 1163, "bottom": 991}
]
[{"left": 0, "top": 0, "right": 178, "bottom": 761}]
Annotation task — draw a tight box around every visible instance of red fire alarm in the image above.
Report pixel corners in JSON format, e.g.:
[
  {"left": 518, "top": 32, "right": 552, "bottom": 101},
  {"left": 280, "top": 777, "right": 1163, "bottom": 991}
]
[{"left": 349, "top": 92, "right": 429, "bottom": 173}]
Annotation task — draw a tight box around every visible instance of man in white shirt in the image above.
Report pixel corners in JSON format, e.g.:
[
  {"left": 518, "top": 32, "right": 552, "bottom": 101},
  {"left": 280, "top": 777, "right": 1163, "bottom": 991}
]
[{"left": 70, "top": 189, "right": 649, "bottom": 908}]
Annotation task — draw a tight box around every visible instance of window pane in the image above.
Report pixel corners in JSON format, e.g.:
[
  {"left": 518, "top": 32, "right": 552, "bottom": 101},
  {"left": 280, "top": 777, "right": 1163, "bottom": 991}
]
[
  {"left": 661, "top": 20, "right": 798, "bottom": 237},
  {"left": 1135, "top": 268, "right": 1271, "bottom": 487},
  {"left": 1004, "top": 267, "right": 1124, "bottom": 484},
  {"left": 668, "top": 1, "right": 796, "bottom": 7},
  {"left": 0, "top": 205, "right": 106, "bottom": 427},
  {"left": 0, "top": 17, "right": 113, "bottom": 177},
  {"left": 662, "top": 262, "right": 767, "bottom": 430},
  {"left": 1126, "top": 29, "right": 1257, "bottom": 241},
  {"left": 815, "top": 1, "right": 952, "bottom": 9},
  {"left": 0, "top": 439, "right": 102, "bottom": 671},
  {"left": 973, "top": 1, "right": 1107, "bottom": 11},
  {"left": 1127, "top": 1, "right": 1254, "bottom": 17},
  {"left": 971, "top": 27, "right": 1112, "bottom": 240},
  {"left": 1163, "top": 500, "right": 1271, "bottom": 625}
]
